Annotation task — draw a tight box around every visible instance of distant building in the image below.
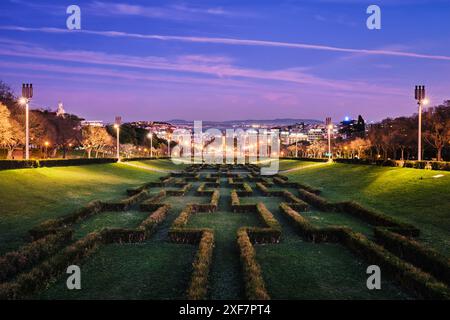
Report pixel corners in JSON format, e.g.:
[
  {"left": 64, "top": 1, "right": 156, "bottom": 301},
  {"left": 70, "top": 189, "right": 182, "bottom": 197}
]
[
  {"left": 307, "top": 128, "right": 326, "bottom": 141},
  {"left": 81, "top": 120, "right": 104, "bottom": 127},
  {"left": 338, "top": 115, "right": 366, "bottom": 139}
]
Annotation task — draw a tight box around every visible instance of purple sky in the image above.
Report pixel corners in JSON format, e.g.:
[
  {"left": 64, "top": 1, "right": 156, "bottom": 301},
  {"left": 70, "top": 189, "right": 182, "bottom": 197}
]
[{"left": 1, "top": 0, "right": 450, "bottom": 123}]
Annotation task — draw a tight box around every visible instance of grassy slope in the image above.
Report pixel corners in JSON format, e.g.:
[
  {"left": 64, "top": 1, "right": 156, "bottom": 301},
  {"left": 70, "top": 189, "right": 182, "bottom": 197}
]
[
  {"left": 280, "top": 160, "right": 450, "bottom": 256},
  {"left": 0, "top": 160, "right": 173, "bottom": 254}
]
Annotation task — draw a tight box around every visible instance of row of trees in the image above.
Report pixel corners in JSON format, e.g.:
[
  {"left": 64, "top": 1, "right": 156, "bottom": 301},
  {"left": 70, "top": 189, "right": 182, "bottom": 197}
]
[
  {"left": 0, "top": 81, "right": 168, "bottom": 159},
  {"left": 285, "top": 101, "right": 450, "bottom": 161}
]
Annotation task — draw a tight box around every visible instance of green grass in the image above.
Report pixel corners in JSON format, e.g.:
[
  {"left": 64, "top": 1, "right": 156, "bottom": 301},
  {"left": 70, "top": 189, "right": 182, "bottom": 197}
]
[
  {"left": 73, "top": 210, "right": 150, "bottom": 239},
  {"left": 283, "top": 161, "right": 450, "bottom": 256},
  {"left": 38, "top": 242, "right": 196, "bottom": 300},
  {"left": 0, "top": 160, "right": 172, "bottom": 254},
  {"left": 1, "top": 161, "right": 448, "bottom": 300}
]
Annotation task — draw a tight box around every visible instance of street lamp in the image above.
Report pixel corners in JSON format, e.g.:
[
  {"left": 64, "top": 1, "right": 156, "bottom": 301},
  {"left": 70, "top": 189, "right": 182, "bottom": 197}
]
[
  {"left": 147, "top": 132, "right": 153, "bottom": 158},
  {"left": 327, "top": 124, "right": 333, "bottom": 162},
  {"left": 114, "top": 116, "right": 121, "bottom": 162},
  {"left": 415, "top": 85, "right": 427, "bottom": 161},
  {"left": 325, "top": 117, "right": 333, "bottom": 162},
  {"left": 44, "top": 141, "right": 49, "bottom": 159},
  {"left": 21, "top": 83, "right": 33, "bottom": 160}
]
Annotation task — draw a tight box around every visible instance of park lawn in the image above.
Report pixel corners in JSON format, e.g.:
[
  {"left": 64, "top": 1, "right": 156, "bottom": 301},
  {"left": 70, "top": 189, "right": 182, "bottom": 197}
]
[
  {"left": 284, "top": 161, "right": 450, "bottom": 256},
  {"left": 0, "top": 160, "right": 174, "bottom": 254},
  {"left": 278, "top": 159, "right": 328, "bottom": 172},
  {"left": 37, "top": 241, "right": 196, "bottom": 300}
]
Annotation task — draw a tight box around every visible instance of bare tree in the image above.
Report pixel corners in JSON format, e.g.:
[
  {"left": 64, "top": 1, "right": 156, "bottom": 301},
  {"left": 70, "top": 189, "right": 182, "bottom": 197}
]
[{"left": 424, "top": 102, "right": 450, "bottom": 161}]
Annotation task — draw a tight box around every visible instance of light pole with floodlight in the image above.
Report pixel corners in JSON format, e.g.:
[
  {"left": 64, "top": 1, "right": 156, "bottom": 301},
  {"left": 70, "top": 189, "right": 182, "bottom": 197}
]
[
  {"left": 414, "top": 86, "right": 428, "bottom": 161},
  {"left": 326, "top": 117, "right": 332, "bottom": 162},
  {"left": 21, "top": 84, "right": 33, "bottom": 160},
  {"left": 147, "top": 132, "right": 153, "bottom": 158}
]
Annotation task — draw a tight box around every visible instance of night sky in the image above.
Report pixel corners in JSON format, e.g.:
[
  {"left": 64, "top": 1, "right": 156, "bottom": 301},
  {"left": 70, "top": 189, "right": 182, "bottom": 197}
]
[{"left": 1, "top": 0, "right": 449, "bottom": 123}]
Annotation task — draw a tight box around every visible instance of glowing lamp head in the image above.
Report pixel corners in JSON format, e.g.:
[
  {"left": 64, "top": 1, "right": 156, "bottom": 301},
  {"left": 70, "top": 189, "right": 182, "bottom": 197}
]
[
  {"left": 44, "top": 141, "right": 49, "bottom": 147},
  {"left": 147, "top": 133, "right": 152, "bottom": 138},
  {"left": 344, "top": 116, "right": 350, "bottom": 122},
  {"left": 422, "top": 98, "right": 430, "bottom": 106},
  {"left": 328, "top": 124, "right": 333, "bottom": 130},
  {"left": 114, "top": 124, "right": 119, "bottom": 129},
  {"left": 18, "top": 97, "right": 27, "bottom": 105}
]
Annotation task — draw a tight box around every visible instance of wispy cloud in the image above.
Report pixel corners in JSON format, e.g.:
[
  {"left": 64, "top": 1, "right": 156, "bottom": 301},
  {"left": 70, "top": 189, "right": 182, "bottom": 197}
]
[
  {"left": 0, "top": 39, "right": 406, "bottom": 97},
  {"left": 88, "top": 1, "right": 235, "bottom": 21},
  {"left": 2, "top": 26, "right": 450, "bottom": 62}
]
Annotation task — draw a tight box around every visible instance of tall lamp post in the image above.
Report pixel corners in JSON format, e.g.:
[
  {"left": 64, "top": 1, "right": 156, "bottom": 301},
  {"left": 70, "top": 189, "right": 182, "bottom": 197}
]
[
  {"left": 414, "top": 86, "right": 428, "bottom": 161},
  {"left": 326, "top": 117, "right": 332, "bottom": 162},
  {"left": 21, "top": 84, "right": 33, "bottom": 160},
  {"left": 147, "top": 132, "right": 153, "bottom": 158},
  {"left": 114, "top": 116, "right": 121, "bottom": 162}
]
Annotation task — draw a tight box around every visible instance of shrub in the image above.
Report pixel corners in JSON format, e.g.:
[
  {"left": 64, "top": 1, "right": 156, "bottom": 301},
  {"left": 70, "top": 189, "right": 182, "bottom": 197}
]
[
  {"left": 334, "top": 201, "right": 420, "bottom": 237},
  {"left": 28, "top": 200, "right": 104, "bottom": 240},
  {"left": 255, "top": 182, "right": 269, "bottom": 195},
  {"left": 101, "top": 189, "right": 150, "bottom": 211},
  {"left": 0, "top": 229, "right": 72, "bottom": 282},
  {"left": 237, "top": 228, "right": 270, "bottom": 300},
  {"left": 38, "top": 158, "right": 116, "bottom": 167},
  {"left": 298, "top": 189, "right": 333, "bottom": 211},
  {"left": 139, "top": 205, "right": 171, "bottom": 237},
  {"left": 0, "top": 160, "right": 37, "bottom": 170},
  {"left": 187, "top": 230, "right": 215, "bottom": 300},
  {"left": 374, "top": 228, "right": 450, "bottom": 286},
  {"left": 279, "top": 203, "right": 343, "bottom": 243},
  {"left": 340, "top": 230, "right": 450, "bottom": 300},
  {"left": 296, "top": 182, "right": 321, "bottom": 195},
  {"left": 140, "top": 190, "right": 167, "bottom": 211},
  {"left": 231, "top": 190, "right": 240, "bottom": 211},
  {"left": 282, "top": 191, "right": 308, "bottom": 211},
  {"left": 0, "top": 232, "right": 102, "bottom": 299},
  {"left": 236, "top": 183, "right": 253, "bottom": 196}
]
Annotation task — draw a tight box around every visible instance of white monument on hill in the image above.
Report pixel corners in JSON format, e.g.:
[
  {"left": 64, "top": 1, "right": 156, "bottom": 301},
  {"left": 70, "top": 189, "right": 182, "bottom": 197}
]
[{"left": 56, "top": 101, "right": 65, "bottom": 117}]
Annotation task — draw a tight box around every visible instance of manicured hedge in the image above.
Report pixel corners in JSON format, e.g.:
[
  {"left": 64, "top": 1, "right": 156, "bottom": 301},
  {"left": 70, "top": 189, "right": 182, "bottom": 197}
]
[
  {"left": 334, "top": 158, "right": 450, "bottom": 171},
  {"left": 187, "top": 230, "right": 215, "bottom": 300},
  {"left": 101, "top": 189, "right": 150, "bottom": 211},
  {"left": 0, "top": 229, "right": 73, "bottom": 282},
  {"left": 28, "top": 200, "right": 105, "bottom": 240},
  {"left": 237, "top": 228, "right": 270, "bottom": 300},
  {"left": 279, "top": 157, "right": 328, "bottom": 163},
  {"left": 374, "top": 228, "right": 450, "bottom": 286},
  {"left": 0, "top": 232, "right": 103, "bottom": 299},
  {"left": 296, "top": 182, "right": 321, "bottom": 195},
  {"left": 166, "top": 183, "right": 191, "bottom": 196},
  {"left": 334, "top": 201, "right": 420, "bottom": 237},
  {"left": 282, "top": 190, "right": 308, "bottom": 211},
  {"left": 140, "top": 190, "right": 167, "bottom": 211},
  {"left": 298, "top": 189, "right": 333, "bottom": 211},
  {"left": 255, "top": 182, "right": 269, "bottom": 195},
  {"left": 340, "top": 230, "right": 450, "bottom": 300},
  {"left": 0, "top": 160, "right": 37, "bottom": 170},
  {"left": 279, "top": 203, "right": 343, "bottom": 243},
  {"left": 236, "top": 183, "right": 253, "bottom": 197},
  {"left": 0, "top": 158, "right": 118, "bottom": 170}
]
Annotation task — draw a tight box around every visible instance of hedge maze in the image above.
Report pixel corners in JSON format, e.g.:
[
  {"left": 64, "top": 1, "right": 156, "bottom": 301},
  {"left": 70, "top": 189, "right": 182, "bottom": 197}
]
[{"left": 0, "top": 163, "right": 449, "bottom": 300}]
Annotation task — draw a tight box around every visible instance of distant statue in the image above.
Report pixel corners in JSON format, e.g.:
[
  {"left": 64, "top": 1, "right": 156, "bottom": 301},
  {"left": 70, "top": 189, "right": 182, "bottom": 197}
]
[{"left": 56, "top": 101, "right": 65, "bottom": 118}]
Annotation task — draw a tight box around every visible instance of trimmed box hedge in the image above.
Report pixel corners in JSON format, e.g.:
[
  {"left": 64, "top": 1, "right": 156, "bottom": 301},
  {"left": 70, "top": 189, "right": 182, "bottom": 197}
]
[
  {"left": 186, "top": 230, "right": 215, "bottom": 300},
  {"left": 0, "top": 229, "right": 73, "bottom": 283},
  {"left": 237, "top": 228, "right": 270, "bottom": 300},
  {"left": 374, "top": 227, "right": 450, "bottom": 286},
  {"left": 0, "top": 232, "right": 103, "bottom": 299}
]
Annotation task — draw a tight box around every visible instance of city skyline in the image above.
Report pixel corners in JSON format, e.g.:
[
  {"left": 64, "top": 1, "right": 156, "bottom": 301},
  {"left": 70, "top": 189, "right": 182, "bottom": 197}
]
[{"left": 1, "top": 0, "right": 450, "bottom": 123}]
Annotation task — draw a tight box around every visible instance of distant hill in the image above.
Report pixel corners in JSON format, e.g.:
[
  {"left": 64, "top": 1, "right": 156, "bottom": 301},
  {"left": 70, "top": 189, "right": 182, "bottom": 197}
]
[{"left": 168, "top": 118, "right": 322, "bottom": 128}]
